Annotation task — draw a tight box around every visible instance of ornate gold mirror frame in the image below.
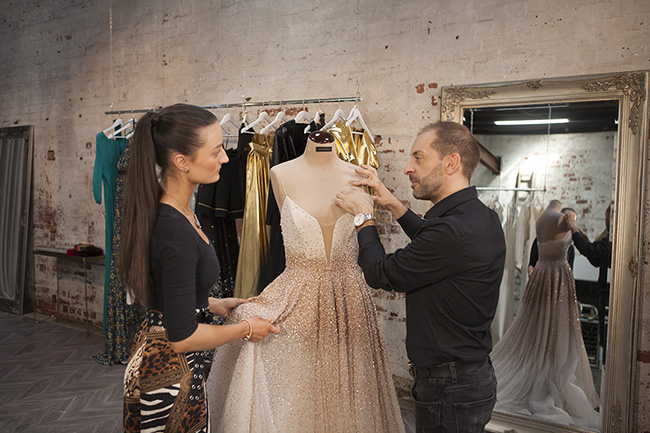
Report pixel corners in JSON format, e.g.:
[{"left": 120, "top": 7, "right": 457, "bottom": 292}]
[{"left": 441, "top": 71, "right": 648, "bottom": 433}]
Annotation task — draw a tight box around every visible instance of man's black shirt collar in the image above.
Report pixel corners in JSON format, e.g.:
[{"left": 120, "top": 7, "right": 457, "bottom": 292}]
[{"left": 424, "top": 186, "right": 478, "bottom": 220}]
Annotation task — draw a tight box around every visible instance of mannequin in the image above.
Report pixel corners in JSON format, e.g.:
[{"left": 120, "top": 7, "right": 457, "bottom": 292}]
[
  {"left": 206, "top": 129, "right": 405, "bottom": 433},
  {"left": 535, "top": 200, "right": 569, "bottom": 243},
  {"left": 269, "top": 130, "right": 360, "bottom": 259}
]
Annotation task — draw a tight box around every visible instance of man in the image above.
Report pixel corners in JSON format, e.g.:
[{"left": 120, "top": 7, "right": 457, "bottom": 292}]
[
  {"left": 336, "top": 121, "right": 506, "bottom": 433},
  {"left": 567, "top": 205, "right": 612, "bottom": 362},
  {"left": 528, "top": 207, "right": 578, "bottom": 276}
]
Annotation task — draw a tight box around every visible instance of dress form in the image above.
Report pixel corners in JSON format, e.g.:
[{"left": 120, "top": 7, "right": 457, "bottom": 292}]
[
  {"left": 270, "top": 131, "right": 360, "bottom": 259},
  {"left": 536, "top": 202, "right": 570, "bottom": 243}
]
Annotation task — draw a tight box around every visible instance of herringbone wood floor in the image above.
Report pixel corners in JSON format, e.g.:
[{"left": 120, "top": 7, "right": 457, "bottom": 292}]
[
  {"left": 0, "top": 312, "right": 124, "bottom": 433},
  {"left": 0, "top": 311, "right": 417, "bottom": 433}
]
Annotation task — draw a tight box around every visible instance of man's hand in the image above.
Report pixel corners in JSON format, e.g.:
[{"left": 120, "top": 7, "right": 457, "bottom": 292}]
[
  {"left": 209, "top": 297, "right": 252, "bottom": 318},
  {"left": 347, "top": 164, "right": 408, "bottom": 219},
  {"left": 335, "top": 187, "right": 374, "bottom": 216}
]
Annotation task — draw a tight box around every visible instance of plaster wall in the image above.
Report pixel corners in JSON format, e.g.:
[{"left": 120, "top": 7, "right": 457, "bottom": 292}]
[{"left": 1, "top": 0, "right": 649, "bottom": 429}]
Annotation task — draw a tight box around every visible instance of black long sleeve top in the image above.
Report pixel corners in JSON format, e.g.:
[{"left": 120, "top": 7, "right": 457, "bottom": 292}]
[
  {"left": 572, "top": 231, "right": 612, "bottom": 296},
  {"left": 150, "top": 204, "right": 220, "bottom": 342},
  {"left": 357, "top": 187, "right": 506, "bottom": 367}
]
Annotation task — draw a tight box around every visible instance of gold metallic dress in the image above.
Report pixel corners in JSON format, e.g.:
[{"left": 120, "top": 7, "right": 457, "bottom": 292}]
[
  {"left": 233, "top": 133, "right": 273, "bottom": 299},
  {"left": 327, "top": 122, "right": 379, "bottom": 168},
  {"left": 207, "top": 196, "right": 405, "bottom": 432}
]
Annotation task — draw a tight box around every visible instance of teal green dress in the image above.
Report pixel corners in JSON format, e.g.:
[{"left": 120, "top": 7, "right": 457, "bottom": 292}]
[
  {"left": 92, "top": 132, "right": 128, "bottom": 334},
  {"left": 93, "top": 141, "right": 144, "bottom": 365}
]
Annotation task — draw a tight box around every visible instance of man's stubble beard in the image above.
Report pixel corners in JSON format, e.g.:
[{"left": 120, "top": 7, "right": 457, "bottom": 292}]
[{"left": 412, "top": 164, "right": 443, "bottom": 203}]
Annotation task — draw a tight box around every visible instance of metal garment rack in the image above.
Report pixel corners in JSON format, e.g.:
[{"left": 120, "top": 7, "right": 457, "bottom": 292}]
[{"left": 105, "top": 96, "right": 362, "bottom": 115}]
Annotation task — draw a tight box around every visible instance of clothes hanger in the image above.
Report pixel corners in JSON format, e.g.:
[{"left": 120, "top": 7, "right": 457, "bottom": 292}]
[
  {"left": 345, "top": 105, "right": 374, "bottom": 142},
  {"left": 304, "top": 100, "right": 326, "bottom": 134},
  {"left": 260, "top": 110, "right": 288, "bottom": 134},
  {"left": 220, "top": 106, "right": 240, "bottom": 138},
  {"left": 294, "top": 101, "right": 313, "bottom": 124},
  {"left": 220, "top": 113, "right": 235, "bottom": 136},
  {"left": 109, "top": 117, "right": 135, "bottom": 139},
  {"left": 319, "top": 108, "right": 347, "bottom": 133},
  {"left": 103, "top": 118, "right": 123, "bottom": 137},
  {"left": 125, "top": 118, "right": 136, "bottom": 139},
  {"left": 241, "top": 108, "right": 272, "bottom": 133}
]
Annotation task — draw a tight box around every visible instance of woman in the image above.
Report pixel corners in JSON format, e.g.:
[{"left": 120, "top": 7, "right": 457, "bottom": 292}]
[{"left": 120, "top": 103, "right": 280, "bottom": 433}]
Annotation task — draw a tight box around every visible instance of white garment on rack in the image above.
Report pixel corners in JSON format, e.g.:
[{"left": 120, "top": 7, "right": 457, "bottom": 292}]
[
  {"left": 491, "top": 199, "right": 517, "bottom": 343},
  {"left": 514, "top": 196, "right": 532, "bottom": 271},
  {"left": 520, "top": 197, "right": 543, "bottom": 290}
]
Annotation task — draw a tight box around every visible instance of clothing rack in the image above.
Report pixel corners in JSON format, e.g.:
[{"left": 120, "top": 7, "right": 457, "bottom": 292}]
[
  {"left": 476, "top": 187, "right": 546, "bottom": 192},
  {"left": 105, "top": 96, "right": 362, "bottom": 115}
]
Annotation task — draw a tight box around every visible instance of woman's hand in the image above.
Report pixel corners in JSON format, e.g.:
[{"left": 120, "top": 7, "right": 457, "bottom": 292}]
[
  {"left": 242, "top": 316, "right": 281, "bottom": 343},
  {"left": 209, "top": 297, "right": 252, "bottom": 318}
]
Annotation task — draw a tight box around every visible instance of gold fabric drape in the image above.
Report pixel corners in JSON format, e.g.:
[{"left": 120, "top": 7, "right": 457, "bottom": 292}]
[
  {"left": 328, "top": 121, "right": 380, "bottom": 199},
  {"left": 233, "top": 133, "right": 273, "bottom": 299},
  {"left": 328, "top": 122, "right": 379, "bottom": 168}
]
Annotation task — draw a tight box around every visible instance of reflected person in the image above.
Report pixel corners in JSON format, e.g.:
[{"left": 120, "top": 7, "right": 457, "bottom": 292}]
[
  {"left": 567, "top": 205, "right": 612, "bottom": 362},
  {"left": 336, "top": 121, "right": 506, "bottom": 433}
]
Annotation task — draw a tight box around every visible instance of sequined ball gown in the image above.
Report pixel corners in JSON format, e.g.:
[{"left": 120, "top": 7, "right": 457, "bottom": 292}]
[
  {"left": 491, "top": 231, "right": 600, "bottom": 430},
  {"left": 206, "top": 197, "right": 405, "bottom": 433}
]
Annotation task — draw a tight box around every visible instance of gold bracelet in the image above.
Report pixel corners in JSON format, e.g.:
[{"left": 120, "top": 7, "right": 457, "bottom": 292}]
[{"left": 241, "top": 319, "right": 253, "bottom": 341}]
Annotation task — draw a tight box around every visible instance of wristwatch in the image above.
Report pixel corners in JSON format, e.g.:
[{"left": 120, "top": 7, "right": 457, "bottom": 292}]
[{"left": 353, "top": 212, "right": 375, "bottom": 227}]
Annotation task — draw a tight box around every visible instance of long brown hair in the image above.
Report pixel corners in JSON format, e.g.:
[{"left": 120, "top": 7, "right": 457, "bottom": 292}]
[{"left": 119, "top": 103, "right": 217, "bottom": 306}]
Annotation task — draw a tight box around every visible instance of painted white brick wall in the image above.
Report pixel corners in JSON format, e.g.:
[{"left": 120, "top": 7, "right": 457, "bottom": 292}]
[{"left": 1, "top": 0, "right": 649, "bottom": 428}]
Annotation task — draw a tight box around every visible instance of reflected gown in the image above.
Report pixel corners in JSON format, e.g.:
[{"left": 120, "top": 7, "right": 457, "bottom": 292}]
[
  {"left": 491, "top": 231, "right": 600, "bottom": 430},
  {"left": 207, "top": 197, "right": 405, "bottom": 433}
]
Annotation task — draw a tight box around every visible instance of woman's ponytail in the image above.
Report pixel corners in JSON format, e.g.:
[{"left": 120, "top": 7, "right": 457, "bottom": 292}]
[{"left": 119, "top": 111, "right": 162, "bottom": 306}]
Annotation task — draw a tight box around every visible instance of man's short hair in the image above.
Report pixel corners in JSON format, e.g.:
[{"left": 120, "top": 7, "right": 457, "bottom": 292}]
[
  {"left": 561, "top": 207, "right": 576, "bottom": 214},
  {"left": 417, "top": 121, "right": 481, "bottom": 181}
]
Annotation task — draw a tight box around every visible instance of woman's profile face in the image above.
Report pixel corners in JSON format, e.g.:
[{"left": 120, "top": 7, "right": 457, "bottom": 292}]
[{"left": 187, "top": 122, "right": 229, "bottom": 184}]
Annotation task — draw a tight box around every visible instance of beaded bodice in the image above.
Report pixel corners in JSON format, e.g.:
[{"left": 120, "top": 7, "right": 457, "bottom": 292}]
[
  {"left": 537, "top": 231, "right": 572, "bottom": 263},
  {"left": 280, "top": 197, "right": 358, "bottom": 270}
]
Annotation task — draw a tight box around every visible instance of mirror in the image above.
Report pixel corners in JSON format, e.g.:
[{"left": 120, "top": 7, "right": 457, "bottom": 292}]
[{"left": 441, "top": 72, "right": 647, "bottom": 433}]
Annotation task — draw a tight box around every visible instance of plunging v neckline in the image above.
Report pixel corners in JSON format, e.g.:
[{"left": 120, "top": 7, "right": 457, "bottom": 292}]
[{"left": 282, "top": 196, "right": 349, "bottom": 266}]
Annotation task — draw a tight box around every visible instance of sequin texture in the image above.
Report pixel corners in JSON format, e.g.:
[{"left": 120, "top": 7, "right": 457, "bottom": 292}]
[
  {"left": 491, "top": 230, "right": 600, "bottom": 429},
  {"left": 207, "top": 197, "right": 404, "bottom": 432}
]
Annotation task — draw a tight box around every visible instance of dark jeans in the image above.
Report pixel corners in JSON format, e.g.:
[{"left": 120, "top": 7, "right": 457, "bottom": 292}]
[{"left": 411, "top": 359, "right": 497, "bottom": 433}]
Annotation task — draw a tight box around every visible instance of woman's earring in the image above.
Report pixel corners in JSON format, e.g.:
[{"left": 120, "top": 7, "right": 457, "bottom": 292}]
[{"left": 184, "top": 168, "right": 189, "bottom": 173}]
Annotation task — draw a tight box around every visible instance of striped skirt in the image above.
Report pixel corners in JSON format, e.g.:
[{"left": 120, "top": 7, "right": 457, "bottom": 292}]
[{"left": 123, "top": 310, "right": 209, "bottom": 433}]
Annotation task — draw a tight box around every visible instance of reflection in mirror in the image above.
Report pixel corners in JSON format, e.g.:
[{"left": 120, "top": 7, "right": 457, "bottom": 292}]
[{"left": 466, "top": 101, "right": 618, "bottom": 432}]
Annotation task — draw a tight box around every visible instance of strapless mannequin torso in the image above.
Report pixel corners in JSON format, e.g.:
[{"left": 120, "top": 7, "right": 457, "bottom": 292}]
[{"left": 270, "top": 131, "right": 361, "bottom": 259}]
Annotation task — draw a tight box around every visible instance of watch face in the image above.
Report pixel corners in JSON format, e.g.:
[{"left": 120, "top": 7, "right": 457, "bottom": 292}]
[{"left": 354, "top": 213, "right": 372, "bottom": 226}]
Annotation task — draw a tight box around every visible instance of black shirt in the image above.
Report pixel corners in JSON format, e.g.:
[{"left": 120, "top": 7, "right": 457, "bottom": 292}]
[
  {"left": 150, "top": 204, "right": 220, "bottom": 342},
  {"left": 357, "top": 186, "right": 506, "bottom": 367},
  {"left": 572, "top": 231, "right": 612, "bottom": 296}
]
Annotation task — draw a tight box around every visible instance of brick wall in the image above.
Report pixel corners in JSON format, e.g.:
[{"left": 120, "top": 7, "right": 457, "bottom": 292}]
[{"left": 1, "top": 0, "right": 649, "bottom": 429}]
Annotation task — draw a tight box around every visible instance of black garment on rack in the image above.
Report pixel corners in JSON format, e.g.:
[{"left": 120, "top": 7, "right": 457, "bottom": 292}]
[
  {"left": 196, "top": 125, "right": 253, "bottom": 220},
  {"left": 195, "top": 125, "right": 255, "bottom": 297},
  {"left": 195, "top": 208, "right": 239, "bottom": 300},
  {"left": 257, "top": 120, "right": 320, "bottom": 292}
]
